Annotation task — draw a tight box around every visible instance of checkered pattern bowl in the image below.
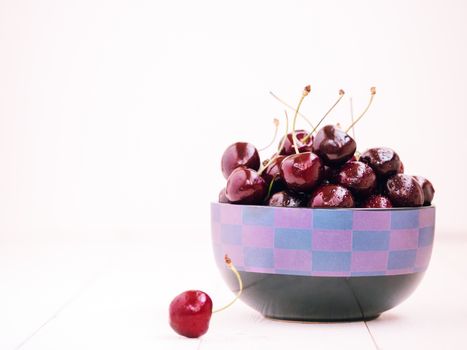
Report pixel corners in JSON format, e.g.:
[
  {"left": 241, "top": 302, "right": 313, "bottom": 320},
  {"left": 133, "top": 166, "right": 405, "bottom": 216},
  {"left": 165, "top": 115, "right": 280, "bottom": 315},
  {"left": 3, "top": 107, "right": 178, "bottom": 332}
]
[{"left": 211, "top": 203, "right": 435, "bottom": 321}]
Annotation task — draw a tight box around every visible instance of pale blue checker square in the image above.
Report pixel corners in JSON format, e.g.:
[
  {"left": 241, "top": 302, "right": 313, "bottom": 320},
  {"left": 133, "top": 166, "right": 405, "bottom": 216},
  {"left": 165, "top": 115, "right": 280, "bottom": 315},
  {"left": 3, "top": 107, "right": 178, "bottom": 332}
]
[
  {"left": 312, "top": 251, "right": 351, "bottom": 271},
  {"left": 351, "top": 271, "right": 386, "bottom": 277},
  {"left": 418, "top": 226, "right": 435, "bottom": 247},
  {"left": 353, "top": 231, "right": 390, "bottom": 251},
  {"left": 388, "top": 250, "right": 417, "bottom": 269},
  {"left": 220, "top": 224, "right": 242, "bottom": 245},
  {"left": 275, "top": 269, "right": 310, "bottom": 276},
  {"left": 313, "top": 210, "right": 353, "bottom": 230},
  {"left": 244, "top": 247, "right": 274, "bottom": 268},
  {"left": 274, "top": 228, "right": 311, "bottom": 249},
  {"left": 243, "top": 206, "right": 274, "bottom": 226},
  {"left": 391, "top": 210, "right": 419, "bottom": 229}
]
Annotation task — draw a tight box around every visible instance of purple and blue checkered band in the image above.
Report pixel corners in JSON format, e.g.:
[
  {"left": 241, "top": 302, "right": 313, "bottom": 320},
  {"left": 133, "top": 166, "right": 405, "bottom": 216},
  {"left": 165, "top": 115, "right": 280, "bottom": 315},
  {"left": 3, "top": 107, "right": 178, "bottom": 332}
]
[{"left": 211, "top": 203, "right": 436, "bottom": 277}]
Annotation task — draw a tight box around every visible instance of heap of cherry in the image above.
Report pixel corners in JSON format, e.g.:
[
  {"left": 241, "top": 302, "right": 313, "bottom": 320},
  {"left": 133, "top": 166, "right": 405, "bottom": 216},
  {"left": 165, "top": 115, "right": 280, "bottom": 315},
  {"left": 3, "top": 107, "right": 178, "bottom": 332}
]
[{"left": 220, "top": 86, "right": 435, "bottom": 208}]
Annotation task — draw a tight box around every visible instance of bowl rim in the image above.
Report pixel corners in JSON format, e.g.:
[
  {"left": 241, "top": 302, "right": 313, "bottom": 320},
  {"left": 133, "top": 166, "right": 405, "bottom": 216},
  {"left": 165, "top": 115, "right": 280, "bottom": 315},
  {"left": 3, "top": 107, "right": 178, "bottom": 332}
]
[{"left": 211, "top": 202, "right": 435, "bottom": 212}]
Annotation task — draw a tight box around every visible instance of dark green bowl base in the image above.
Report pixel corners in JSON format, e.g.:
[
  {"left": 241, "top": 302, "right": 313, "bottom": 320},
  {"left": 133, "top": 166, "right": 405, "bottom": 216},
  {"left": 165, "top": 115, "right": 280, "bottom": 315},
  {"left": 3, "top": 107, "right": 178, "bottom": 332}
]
[{"left": 220, "top": 270, "right": 424, "bottom": 321}]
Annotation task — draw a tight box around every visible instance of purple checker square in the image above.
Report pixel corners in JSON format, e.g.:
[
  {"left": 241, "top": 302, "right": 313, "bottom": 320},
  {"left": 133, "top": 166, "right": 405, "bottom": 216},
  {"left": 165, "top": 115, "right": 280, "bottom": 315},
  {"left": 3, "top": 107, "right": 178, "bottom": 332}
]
[
  {"left": 351, "top": 251, "right": 388, "bottom": 272},
  {"left": 274, "top": 249, "right": 311, "bottom": 271},
  {"left": 222, "top": 245, "right": 244, "bottom": 268},
  {"left": 415, "top": 246, "right": 433, "bottom": 270},
  {"left": 243, "top": 226, "right": 274, "bottom": 248},
  {"left": 211, "top": 222, "right": 221, "bottom": 244},
  {"left": 220, "top": 204, "right": 243, "bottom": 225},
  {"left": 274, "top": 207, "right": 312, "bottom": 228},
  {"left": 419, "top": 207, "right": 435, "bottom": 228},
  {"left": 389, "top": 229, "right": 419, "bottom": 250},
  {"left": 312, "top": 230, "right": 352, "bottom": 251},
  {"left": 353, "top": 211, "right": 391, "bottom": 231},
  {"left": 211, "top": 203, "right": 220, "bottom": 222}
]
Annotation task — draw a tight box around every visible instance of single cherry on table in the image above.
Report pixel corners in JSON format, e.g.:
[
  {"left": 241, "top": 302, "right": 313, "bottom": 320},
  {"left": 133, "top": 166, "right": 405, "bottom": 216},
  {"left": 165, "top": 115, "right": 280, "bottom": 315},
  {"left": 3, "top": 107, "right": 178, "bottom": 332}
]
[{"left": 169, "top": 290, "right": 213, "bottom": 338}]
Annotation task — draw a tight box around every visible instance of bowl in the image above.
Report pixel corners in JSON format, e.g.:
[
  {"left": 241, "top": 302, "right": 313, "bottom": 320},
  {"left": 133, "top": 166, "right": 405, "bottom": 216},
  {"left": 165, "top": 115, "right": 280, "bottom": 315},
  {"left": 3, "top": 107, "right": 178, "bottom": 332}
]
[{"left": 211, "top": 203, "right": 435, "bottom": 321}]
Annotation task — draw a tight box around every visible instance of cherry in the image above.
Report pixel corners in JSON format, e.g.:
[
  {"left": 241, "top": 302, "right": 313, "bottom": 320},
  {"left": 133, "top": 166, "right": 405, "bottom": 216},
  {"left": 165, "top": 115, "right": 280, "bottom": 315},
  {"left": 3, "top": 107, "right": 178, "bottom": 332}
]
[
  {"left": 279, "top": 130, "right": 313, "bottom": 155},
  {"left": 218, "top": 188, "right": 229, "bottom": 203},
  {"left": 385, "top": 174, "right": 424, "bottom": 207},
  {"left": 360, "top": 147, "right": 401, "bottom": 178},
  {"left": 261, "top": 155, "right": 285, "bottom": 191},
  {"left": 268, "top": 190, "right": 304, "bottom": 207},
  {"left": 225, "top": 167, "right": 267, "bottom": 204},
  {"left": 399, "top": 161, "right": 404, "bottom": 174},
  {"left": 308, "top": 184, "right": 355, "bottom": 208},
  {"left": 280, "top": 152, "right": 324, "bottom": 192},
  {"left": 363, "top": 194, "right": 393, "bottom": 208},
  {"left": 221, "top": 142, "right": 260, "bottom": 179},
  {"left": 413, "top": 176, "right": 435, "bottom": 205},
  {"left": 336, "top": 161, "right": 376, "bottom": 197},
  {"left": 312, "top": 125, "right": 357, "bottom": 166},
  {"left": 169, "top": 290, "right": 213, "bottom": 338}
]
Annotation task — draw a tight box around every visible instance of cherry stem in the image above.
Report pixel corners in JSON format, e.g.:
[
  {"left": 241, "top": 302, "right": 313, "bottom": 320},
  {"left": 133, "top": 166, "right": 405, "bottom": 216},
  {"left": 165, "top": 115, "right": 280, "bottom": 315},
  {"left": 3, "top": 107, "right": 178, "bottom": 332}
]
[
  {"left": 349, "top": 97, "right": 356, "bottom": 139},
  {"left": 292, "top": 85, "right": 311, "bottom": 154},
  {"left": 266, "top": 175, "right": 277, "bottom": 199},
  {"left": 259, "top": 118, "right": 280, "bottom": 152},
  {"left": 269, "top": 91, "right": 315, "bottom": 130},
  {"left": 212, "top": 255, "right": 243, "bottom": 314},
  {"left": 345, "top": 87, "right": 376, "bottom": 133},
  {"left": 301, "top": 89, "right": 345, "bottom": 144},
  {"left": 258, "top": 110, "right": 289, "bottom": 176}
]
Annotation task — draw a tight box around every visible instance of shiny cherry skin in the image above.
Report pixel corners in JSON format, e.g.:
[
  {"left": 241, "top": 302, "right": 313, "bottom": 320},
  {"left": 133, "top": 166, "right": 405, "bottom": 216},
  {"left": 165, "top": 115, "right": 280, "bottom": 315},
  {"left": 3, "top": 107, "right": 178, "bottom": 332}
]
[
  {"left": 385, "top": 174, "right": 424, "bottom": 207},
  {"left": 336, "top": 161, "right": 377, "bottom": 197},
  {"left": 218, "top": 188, "right": 229, "bottom": 203},
  {"left": 268, "top": 190, "right": 304, "bottom": 207},
  {"left": 279, "top": 130, "right": 313, "bottom": 155},
  {"left": 413, "top": 176, "right": 435, "bottom": 205},
  {"left": 221, "top": 142, "right": 260, "bottom": 179},
  {"left": 360, "top": 147, "right": 401, "bottom": 178},
  {"left": 363, "top": 194, "right": 393, "bottom": 208},
  {"left": 399, "top": 161, "right": 404, "bottom": 174},
  {"left": 261, "top": 155, "right": 285, "bottom": 192},
  {"left": 312, "top": 125, "right": 357, "bottom": 166},
  {"left": 280, "top": 152, "right": 324, "bottom": 192},
  {"left": 308, "top": 184, "right": 355, "bottom": 208},
  {"left": 169, "top": 290, "right": 213, "bottom": 338},
  {"left": 225, "top": 167, "right": 267, "bottom": 204}
]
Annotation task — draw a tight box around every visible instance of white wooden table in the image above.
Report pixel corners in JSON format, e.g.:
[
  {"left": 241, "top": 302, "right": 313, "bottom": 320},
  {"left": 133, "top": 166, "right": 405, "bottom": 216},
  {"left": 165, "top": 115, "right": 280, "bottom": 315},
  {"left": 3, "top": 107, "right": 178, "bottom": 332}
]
[{"left": 1, "top": 228, "right": 465, "bottom": 349}]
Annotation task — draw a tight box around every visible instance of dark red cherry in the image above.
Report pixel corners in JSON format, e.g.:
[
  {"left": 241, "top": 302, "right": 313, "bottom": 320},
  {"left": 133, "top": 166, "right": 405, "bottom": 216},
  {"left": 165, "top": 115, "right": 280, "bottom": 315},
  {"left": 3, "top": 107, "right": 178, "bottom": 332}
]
[
  {"left": 336, "top": 161, "right": 376, "bottom": 197},
  {"left": 363, "top": 194, "right": 393, "bottom": 208},
  {"left": 413, "top": 176, "right": 435, "bottom": 205},
  {"left": 308, "top": 184, "right": 355, "bottom": 208},
  {"left": 312, "top": 125, "right": 357, "bottom": 166},
  {"left": 261, "top": 155, "right": 285, "bottom": 192},
  {"left": 280, "top": 152, "right": 324, "bottom": 192},
  {"left": 385, "top": 174, "right": 424, "bottom": 207},
  {"left": 169, "top": 290, "right": 212, "bottom": 338},
  {"left": 398, "top": 161, "right": 404, "bottom": 174},
  {"left": 226, "top": 167, "right": 267, "bottom": 204},
  {"left": 268, "top": 191, "right": 304, "bottom": 207},
  {"left": 221, "top": 142, "right": 260, "bottom": 179},
  {"left": 360, "top": 147, "right": 401, "bottom": 178},
  {"left": 279, "top": 130, "right": 313, "bottom": 155},
  {"left": 218, "top": 188, "right": 229, "bottom": 203}
]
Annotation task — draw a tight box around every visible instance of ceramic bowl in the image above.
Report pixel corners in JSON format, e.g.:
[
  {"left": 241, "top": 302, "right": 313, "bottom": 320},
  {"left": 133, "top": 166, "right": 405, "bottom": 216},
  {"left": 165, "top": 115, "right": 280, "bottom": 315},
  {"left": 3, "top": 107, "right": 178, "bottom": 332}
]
[{"left": 211, "top": 203, "right": 435, "bottom": 321}]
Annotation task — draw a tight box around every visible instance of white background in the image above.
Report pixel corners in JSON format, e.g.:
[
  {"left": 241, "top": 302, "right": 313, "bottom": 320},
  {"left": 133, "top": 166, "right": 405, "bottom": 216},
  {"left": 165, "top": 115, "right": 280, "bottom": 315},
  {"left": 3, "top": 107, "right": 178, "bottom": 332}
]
[{"left": 1, "top": 1, "right": 467, "bottom": 349}]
